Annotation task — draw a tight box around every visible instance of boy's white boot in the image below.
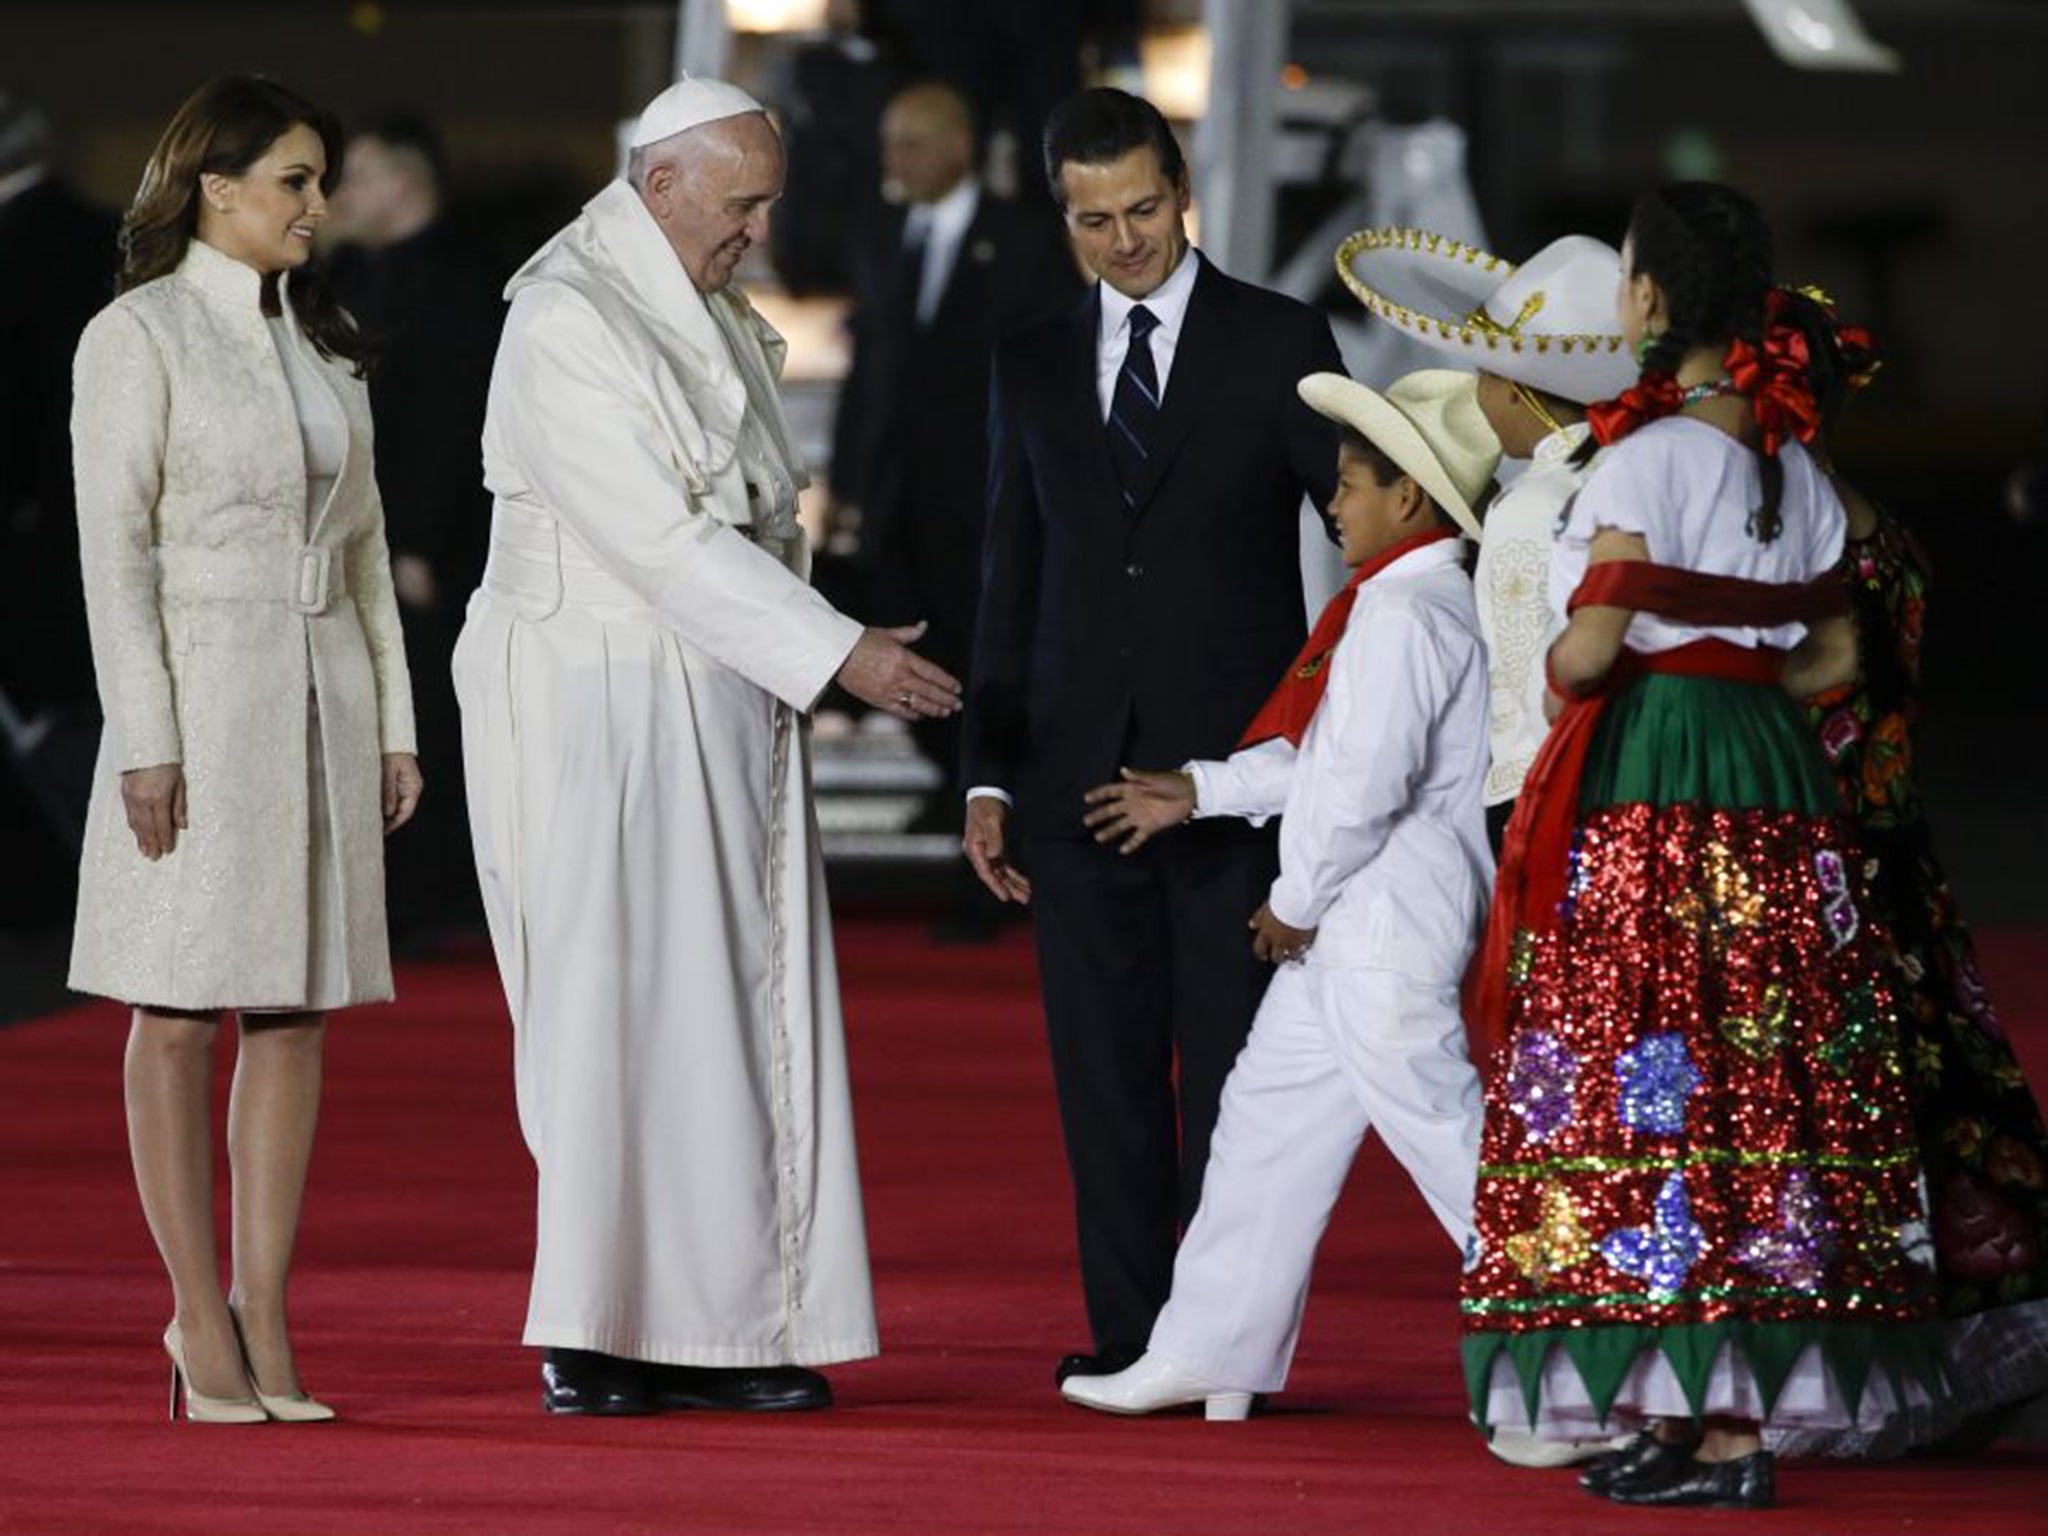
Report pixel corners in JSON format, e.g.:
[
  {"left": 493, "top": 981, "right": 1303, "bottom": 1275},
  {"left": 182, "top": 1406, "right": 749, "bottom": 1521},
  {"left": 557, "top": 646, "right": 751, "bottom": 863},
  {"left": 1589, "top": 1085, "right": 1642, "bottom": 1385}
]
[{"left": 1060, "top": 1352, "right": 1252, "bottom": 1421}]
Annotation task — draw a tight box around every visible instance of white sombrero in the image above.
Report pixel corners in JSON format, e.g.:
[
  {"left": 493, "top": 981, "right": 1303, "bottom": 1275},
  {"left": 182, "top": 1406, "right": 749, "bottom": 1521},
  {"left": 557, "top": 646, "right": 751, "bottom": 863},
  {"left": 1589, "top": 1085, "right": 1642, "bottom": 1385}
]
[
  {"left": 1298, "top": 370, "right": 1500, "bottom": 543},
  {"left": 1336, "top": 228, "right": 1638, "bottom": 405}
]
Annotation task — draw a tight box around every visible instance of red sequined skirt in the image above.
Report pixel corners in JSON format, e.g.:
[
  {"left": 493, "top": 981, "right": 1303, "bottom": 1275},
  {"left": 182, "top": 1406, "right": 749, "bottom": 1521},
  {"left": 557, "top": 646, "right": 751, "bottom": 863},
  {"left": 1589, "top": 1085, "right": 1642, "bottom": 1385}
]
[{"left": 1461, "top": 673, "right": 1943, "bottom": 1431}]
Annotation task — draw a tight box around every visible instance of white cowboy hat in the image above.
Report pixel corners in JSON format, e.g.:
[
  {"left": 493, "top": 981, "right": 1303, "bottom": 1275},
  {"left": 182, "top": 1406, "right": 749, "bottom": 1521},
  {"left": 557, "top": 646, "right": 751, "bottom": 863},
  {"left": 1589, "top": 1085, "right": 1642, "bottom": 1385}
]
[
  {"left": 1298, "top": 370, "right": 1500, "bottom": 543},
  {"left": 1335, "top": 229, "right": 1638, "bottom": 405}
]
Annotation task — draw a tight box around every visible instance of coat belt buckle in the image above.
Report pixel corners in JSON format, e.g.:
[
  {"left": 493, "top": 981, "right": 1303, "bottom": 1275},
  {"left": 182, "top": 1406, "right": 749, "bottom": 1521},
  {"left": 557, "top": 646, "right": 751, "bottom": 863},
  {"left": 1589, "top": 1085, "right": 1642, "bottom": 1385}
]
[{"left": 293, "top": 546, "right": 333, "bottom": 614}]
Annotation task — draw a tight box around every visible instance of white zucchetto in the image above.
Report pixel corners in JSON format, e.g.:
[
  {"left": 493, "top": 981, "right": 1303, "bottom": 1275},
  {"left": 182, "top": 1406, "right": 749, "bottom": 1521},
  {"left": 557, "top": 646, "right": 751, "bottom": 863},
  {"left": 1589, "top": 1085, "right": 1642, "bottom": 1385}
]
[{"left": 628, "top": 74, "right": 765, "bottom": 149}]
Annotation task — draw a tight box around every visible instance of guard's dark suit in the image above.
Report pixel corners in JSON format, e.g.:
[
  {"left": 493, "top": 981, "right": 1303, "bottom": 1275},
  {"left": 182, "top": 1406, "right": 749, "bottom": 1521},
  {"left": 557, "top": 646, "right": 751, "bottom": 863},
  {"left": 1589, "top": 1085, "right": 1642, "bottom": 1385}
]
[{"left": 833, "top": 190, "right": 1079, "bottom": 796}]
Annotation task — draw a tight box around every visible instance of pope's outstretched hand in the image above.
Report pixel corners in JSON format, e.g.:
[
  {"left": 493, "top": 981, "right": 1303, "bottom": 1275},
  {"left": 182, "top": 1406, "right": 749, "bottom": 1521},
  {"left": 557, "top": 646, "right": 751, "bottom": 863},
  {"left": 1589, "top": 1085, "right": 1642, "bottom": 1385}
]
[{"left": 836, "top": 621, "right": 962, "bottom": 722}]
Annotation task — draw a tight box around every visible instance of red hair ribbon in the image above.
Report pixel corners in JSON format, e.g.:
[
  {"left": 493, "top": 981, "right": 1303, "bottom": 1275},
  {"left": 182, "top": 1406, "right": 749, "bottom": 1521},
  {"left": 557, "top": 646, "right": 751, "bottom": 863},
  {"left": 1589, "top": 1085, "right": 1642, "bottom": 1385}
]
[
  {"left": 1781, "top": 286, "right": 1884, "bottom": 390},
  {"left": 1725, "top": 322, "right": 1821, "bottom": 457}
]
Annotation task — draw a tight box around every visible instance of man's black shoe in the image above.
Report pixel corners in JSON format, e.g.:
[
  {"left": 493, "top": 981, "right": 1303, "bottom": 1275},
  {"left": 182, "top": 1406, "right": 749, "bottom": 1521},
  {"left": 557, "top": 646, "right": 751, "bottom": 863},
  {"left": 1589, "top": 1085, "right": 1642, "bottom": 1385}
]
[
  {"left": 540, "top": 1348, "right": 657, "bottom": 1415},
  {"left": 1054, "top": 1347, "right": 1144, "bottom": 1387},
  {"left": 1602, "top": 1450, "right": 1775, "bottom": 1510},
  {"left": 647, "top": 1364, "right": 832, "bottom": 1412}
]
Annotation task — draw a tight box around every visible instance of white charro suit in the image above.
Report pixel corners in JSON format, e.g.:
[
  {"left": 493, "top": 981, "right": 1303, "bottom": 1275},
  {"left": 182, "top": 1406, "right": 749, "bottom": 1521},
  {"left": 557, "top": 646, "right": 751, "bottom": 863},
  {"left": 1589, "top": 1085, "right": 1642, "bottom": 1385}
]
[{"left": 1150, "top": 537, "right": 1492, "bottom": 1392}]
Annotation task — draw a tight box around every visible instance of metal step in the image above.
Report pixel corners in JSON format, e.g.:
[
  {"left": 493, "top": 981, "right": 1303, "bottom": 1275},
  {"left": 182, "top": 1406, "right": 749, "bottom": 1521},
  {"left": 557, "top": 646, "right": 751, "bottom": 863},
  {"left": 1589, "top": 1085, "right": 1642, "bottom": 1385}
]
[{"left": 812, "top": 725, "right": 956, "bottom": 866}]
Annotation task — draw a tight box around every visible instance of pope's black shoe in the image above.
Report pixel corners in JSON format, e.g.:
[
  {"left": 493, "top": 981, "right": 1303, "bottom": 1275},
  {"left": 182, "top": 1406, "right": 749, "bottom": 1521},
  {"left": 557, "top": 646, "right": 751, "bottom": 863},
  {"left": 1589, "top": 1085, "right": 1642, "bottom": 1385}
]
[
  {"left": 1602, "top": 1450, "right": 1775, "bottom": 1510},
  {"left": 540, "top": 1348, "right": 656, "bottom": 1416},
  {"left": 1055, "top": 1347, "right": 1144, "bottom": 1387},
  {"left": 647, "top": 1364, "right": 832, "bottom": 1412}
]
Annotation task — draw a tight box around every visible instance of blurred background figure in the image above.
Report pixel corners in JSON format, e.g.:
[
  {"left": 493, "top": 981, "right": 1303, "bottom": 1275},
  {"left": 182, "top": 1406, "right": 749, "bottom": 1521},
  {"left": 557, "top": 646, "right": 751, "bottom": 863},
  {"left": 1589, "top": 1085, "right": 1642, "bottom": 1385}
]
[
  {"left": 767, "top": 0, "right": 908, "bottom": 295},
  {"left": 0, "top": 90, "right": 117, "bottom": 929},
  {"left": 326, "top": 115, "right": 505, "bottom": 949},
  {"left": 868, "top": 0, "right": 1140, "bottom": 203},
  {"left": 830, "top": 79, "right": 1081, "bottom": 941}
]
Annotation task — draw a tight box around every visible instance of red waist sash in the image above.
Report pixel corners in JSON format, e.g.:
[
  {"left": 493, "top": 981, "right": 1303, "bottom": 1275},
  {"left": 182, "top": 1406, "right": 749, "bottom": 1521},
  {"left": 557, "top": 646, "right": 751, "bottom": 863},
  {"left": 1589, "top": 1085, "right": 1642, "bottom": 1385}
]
[{"left": 1464, "top": 560, "right": 1847, "bottom": 1066}]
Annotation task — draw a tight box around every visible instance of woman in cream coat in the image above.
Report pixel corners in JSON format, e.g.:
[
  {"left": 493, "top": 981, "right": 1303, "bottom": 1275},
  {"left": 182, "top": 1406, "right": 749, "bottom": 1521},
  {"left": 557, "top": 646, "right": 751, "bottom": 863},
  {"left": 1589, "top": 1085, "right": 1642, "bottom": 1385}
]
[{"left": 69, "top": 76, "right": 419, "bottom": 1423}]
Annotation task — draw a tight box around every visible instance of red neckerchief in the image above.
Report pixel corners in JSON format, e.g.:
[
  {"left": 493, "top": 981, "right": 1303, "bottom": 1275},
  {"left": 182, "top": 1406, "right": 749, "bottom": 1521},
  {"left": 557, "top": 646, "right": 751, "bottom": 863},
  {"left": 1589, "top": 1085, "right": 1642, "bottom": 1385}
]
[{"left": 1237, "top": 528, "right": 1457, "bottom": 750}]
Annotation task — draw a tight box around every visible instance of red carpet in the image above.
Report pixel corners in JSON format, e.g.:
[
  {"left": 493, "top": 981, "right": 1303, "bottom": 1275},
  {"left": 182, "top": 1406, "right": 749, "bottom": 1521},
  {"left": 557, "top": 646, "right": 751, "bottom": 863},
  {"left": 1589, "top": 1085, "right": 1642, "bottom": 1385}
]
[{"left": 0, "top": 917, "right": 2042, "bottom": 1535}]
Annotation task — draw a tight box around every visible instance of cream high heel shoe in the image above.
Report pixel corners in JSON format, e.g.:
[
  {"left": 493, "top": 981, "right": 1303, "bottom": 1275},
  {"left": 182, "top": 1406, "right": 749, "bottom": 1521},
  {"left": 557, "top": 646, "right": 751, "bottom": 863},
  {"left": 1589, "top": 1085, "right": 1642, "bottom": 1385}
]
[
  {"left": 1059, "top": 1351, "right": 1252, "bottom": 1421},
  {"left": 164, "top": 1322, "right": 267, "bottom": 1424},
  {"left": 229, "top": 1307, "right": 336, "bottom": 1423}
]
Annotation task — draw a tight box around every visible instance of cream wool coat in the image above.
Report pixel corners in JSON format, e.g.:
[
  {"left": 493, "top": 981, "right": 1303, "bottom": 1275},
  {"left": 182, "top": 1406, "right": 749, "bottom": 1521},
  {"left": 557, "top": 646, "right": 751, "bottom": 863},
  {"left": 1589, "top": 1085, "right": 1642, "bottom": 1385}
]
[
  {"left": 455, "top": 179, "right": 876, "bottom": 1366},
  {"left": 68, "top": 240, "right": 416, "bottom": 1010}
]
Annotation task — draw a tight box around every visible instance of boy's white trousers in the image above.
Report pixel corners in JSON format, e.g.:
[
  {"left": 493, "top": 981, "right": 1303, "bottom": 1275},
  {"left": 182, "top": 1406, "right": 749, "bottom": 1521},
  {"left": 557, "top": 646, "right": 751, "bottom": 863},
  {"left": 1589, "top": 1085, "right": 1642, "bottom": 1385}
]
[{"left": 1146, "top": 963, "right": 1483, "bottom": 1393}]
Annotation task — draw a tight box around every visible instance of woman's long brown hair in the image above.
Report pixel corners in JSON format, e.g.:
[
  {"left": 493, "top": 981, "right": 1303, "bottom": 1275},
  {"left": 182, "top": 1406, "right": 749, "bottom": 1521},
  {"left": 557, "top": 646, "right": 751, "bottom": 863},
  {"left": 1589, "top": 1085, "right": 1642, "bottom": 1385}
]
[{"left": 118, "top": 75, "right": 369, "bottom": 372}]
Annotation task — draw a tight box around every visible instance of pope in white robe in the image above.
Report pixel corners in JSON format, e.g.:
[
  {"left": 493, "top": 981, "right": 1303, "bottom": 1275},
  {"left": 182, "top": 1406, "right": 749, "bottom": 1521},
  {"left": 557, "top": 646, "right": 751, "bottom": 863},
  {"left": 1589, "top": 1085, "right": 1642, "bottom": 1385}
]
[{"left": 453, "top": 78, "right": 959, "bottom": 1403}]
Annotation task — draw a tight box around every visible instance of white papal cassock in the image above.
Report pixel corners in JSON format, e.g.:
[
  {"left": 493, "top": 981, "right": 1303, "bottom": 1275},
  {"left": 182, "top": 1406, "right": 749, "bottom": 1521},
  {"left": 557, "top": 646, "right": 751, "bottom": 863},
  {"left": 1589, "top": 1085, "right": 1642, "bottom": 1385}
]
[{"left": 453, "top": 178, "right": 877, "bottom": 1367}]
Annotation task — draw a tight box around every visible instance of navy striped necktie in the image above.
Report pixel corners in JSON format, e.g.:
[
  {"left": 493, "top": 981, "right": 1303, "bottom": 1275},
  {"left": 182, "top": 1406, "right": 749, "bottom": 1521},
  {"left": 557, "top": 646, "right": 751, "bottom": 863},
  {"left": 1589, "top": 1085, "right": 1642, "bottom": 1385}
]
[{"left": 1108, "top": 303, "right": 1161, "bottom": 508}]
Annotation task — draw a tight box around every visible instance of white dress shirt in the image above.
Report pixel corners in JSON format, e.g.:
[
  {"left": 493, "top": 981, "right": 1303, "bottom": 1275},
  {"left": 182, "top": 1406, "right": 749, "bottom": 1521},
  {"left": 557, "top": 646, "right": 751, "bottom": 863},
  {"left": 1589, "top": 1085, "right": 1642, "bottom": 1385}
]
[
  {"left": 1472, "top": 422, "right": 1588, "bottom": 806},
  {"left": 903, "top": 177, "right": 980, "bottom": 326},
  {"left": 1186, "top": 538, "right": 1493, "bottom": 981},
  {"left": 967, "top": 246, "right": 1203, "bottom": 810},
  {"left": 1095, "top": 244, "right": 1199, "bottom": 419}
]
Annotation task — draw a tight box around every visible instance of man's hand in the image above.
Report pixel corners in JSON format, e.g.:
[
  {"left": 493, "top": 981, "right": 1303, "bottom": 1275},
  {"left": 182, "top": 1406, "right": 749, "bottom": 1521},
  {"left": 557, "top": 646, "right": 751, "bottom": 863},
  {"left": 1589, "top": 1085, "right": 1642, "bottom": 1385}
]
[
  {"left": 1081, "top": 768, "right": 1194, "bottom": 854},
  {"left": 120, "top": 762, "right": 186, "bottom": 860},
  {"left": 382, "top": 753, "right": 424, "bottom": 833},
  {"left": 1249, "top": 901, "right": 1316, "bottom": 965},
  {"left": 836, "top": 622, "right": 963, "bottom": 722},
  {"left": 963, "top": 795, "right": 1032, "bottom": 904}
]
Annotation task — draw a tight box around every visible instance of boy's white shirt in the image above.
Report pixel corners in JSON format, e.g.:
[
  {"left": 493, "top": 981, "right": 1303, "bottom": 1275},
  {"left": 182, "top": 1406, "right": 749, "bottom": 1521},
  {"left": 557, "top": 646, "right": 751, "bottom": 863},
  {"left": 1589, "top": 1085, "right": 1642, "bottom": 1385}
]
[
  {"left": 1471, "top": 421, "right": 1592, "bottom": 806},
  {"left": 1187, "top": 537, "right": 1494, "bottom": 983}
]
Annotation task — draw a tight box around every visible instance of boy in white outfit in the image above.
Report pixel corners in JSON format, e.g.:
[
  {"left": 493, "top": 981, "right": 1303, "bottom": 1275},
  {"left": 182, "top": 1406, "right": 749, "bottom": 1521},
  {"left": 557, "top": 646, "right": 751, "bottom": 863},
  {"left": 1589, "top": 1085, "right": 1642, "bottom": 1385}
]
[{"left": 1063, "top": 369, "right": 1500, "bottom": 1419}]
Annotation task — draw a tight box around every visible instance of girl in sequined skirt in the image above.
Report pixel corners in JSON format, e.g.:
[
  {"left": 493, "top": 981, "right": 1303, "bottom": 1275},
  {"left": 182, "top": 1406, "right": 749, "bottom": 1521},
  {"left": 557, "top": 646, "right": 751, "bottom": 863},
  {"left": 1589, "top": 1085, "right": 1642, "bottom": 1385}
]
[{"left": 1460, "top": 184, "right": 1944, "bottom": 1510}]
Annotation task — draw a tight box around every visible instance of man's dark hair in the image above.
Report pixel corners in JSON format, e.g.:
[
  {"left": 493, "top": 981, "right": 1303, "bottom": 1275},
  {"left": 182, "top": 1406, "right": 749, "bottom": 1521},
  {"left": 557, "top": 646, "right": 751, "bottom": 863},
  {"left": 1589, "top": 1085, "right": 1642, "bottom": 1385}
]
[{"left": 1041, "top": 87, "right": 1184, "bottom": 204}]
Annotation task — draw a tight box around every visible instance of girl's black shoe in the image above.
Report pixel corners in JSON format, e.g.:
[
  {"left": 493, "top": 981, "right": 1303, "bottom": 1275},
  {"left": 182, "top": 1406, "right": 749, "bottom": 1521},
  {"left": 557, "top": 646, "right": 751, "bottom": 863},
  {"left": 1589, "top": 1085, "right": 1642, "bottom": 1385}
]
[
  {"left": 1577, "top": 1429, "right": 1698, "bottom": 1494},
  {"left": 1602, "top": 1450, "right": 1776, "bottom": 1510}
]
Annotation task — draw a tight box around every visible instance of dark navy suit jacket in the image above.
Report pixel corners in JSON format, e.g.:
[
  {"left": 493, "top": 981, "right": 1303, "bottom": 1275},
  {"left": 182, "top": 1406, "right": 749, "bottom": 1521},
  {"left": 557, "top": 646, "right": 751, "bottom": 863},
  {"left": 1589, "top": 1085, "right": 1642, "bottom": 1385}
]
[{"left": 963, "top": 253, "right": 1344, "bottom": 841}]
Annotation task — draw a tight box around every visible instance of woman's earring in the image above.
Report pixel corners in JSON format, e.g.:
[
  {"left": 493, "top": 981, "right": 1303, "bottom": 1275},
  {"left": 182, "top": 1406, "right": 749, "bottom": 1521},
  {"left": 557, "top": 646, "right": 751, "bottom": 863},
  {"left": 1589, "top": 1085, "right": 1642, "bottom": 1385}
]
[{"left": 1634, "top": 333, "right": 1660, "bottom": 366}]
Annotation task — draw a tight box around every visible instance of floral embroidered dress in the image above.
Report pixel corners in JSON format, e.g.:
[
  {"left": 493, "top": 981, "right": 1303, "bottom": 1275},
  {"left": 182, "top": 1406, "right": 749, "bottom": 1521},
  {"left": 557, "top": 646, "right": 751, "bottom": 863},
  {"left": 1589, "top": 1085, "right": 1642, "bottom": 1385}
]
[
  {"left": 1788, "top": 509, "right": 2048, "bottom": 1453},
  {"left": 1461, "top": 420, "right": 1943, "bottom": 1438}
]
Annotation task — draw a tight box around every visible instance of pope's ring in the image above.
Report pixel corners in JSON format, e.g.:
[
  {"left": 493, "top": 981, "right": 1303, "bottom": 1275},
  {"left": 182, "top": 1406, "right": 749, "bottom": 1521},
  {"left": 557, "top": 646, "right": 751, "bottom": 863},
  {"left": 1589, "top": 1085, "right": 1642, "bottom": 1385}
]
[{"left": 898, "top": 692, "right": 914, "bottom": 708}]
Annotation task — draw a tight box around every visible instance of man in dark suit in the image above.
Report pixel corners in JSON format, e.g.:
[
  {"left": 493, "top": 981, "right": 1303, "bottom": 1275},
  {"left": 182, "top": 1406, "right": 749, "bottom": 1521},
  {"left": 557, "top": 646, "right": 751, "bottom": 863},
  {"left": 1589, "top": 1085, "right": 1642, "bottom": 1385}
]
[
  {"left": 327, "top": 116, "right": 506, "bottom": 944},
  {"left": 832, "top": 80, "right": 1079, "bottom": 923},
  {"left": 960, "top": 88, "right": 1343, "bottom": 1381}
]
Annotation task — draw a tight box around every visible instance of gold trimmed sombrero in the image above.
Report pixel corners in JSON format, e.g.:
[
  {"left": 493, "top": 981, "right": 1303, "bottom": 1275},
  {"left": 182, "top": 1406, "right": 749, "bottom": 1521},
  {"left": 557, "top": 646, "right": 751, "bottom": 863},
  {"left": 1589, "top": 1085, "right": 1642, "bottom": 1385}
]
[{"left": 1335, "top": 227, "right": 1639, "bottom": 406}]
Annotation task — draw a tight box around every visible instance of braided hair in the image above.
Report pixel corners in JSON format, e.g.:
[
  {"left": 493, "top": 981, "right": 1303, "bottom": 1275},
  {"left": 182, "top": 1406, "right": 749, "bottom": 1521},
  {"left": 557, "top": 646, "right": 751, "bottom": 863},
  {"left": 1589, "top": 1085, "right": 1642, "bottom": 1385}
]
[{"left": 1576, "top": 182, "right": 1784, "bottom": 538}]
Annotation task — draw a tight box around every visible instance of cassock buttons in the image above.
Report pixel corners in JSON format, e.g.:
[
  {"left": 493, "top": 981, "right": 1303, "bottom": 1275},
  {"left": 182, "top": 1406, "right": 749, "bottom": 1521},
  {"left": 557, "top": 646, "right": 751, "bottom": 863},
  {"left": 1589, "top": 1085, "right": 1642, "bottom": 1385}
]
[{"left": 1125, "top": 563, "right": 1143, "bottom": 578}]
